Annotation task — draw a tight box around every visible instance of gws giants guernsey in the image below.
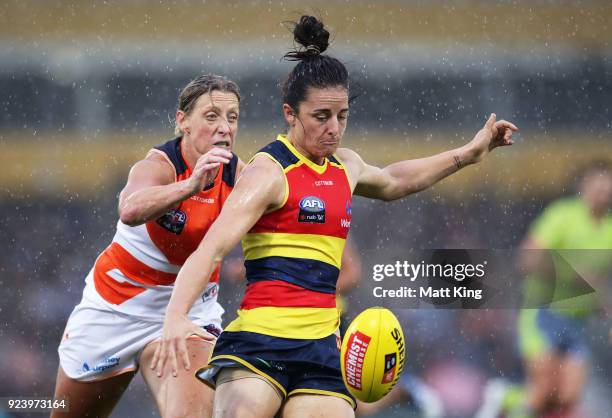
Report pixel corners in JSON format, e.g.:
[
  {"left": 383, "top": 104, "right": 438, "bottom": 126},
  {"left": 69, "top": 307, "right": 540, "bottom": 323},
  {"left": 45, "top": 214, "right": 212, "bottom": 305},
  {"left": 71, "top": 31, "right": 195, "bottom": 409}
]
[
  {"left": 226, "top": 135, "right": 353, "bottom": 339},
  {"left": 87, "top": 137, "right": 237, "bottom": 320}
]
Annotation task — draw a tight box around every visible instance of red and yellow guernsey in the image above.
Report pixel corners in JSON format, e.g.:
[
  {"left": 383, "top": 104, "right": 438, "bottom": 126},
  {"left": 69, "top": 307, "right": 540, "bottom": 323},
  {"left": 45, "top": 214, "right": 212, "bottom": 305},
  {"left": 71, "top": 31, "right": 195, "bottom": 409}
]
[{"left": 225, "top": 135, "right": 353, "bottom": 339}]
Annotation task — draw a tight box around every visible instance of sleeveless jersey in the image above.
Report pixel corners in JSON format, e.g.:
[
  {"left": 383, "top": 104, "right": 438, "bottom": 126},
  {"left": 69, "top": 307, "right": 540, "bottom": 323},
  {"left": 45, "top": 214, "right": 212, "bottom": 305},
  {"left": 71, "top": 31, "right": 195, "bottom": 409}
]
[
  {"left": 87, "top": 137, "right": 238, "bottom": 320},
  {"left": 225, "top": 134, "right": 353, "bottom": 339}
]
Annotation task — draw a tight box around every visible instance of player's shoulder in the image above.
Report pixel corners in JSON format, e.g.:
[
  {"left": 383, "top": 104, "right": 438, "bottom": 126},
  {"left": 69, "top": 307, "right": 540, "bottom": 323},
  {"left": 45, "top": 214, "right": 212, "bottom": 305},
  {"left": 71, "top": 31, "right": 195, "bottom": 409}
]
[
  {"left": 335, "top": 147, "right": 362, "bottom": 162},
  {"left": 125, "top": 141, "right": 178, "bottom": 184},
  {"left": 242, "top": 153, "right": 285, "bottom": 180}
]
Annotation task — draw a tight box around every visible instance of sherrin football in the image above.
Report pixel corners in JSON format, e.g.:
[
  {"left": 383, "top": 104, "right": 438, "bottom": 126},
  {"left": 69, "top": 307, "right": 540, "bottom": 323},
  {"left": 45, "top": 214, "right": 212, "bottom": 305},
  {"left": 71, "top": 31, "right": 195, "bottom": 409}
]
[{"left": 340, "top": 307, "right": 405, "bottom": 403}]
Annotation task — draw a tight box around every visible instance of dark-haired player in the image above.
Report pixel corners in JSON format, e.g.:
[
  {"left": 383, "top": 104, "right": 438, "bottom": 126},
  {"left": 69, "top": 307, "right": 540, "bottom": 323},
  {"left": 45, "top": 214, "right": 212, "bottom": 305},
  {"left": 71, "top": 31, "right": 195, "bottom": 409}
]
[
  {"left": 153, "top": 16, "right": 517, "bottom": 418},
  {"left": 53, "top": 75, "right": 245, "bottom": 418}
]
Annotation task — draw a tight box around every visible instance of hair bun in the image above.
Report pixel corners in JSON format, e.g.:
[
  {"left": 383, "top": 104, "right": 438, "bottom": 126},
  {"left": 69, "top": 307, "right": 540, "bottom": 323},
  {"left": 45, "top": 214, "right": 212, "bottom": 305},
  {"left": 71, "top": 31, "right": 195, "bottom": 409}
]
[{"left": 283, "top": 15, "right": 330, "bottom": 61}]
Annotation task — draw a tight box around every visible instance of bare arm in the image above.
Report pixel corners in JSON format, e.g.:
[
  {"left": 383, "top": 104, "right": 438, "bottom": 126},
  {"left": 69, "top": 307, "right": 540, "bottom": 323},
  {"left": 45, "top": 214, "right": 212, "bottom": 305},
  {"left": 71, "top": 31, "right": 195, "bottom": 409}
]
[
  {"left": 118, "top": 148, "right": 232, "bottom": 226},
  {"left": 151, "top": 155, "right": 286, "bottom": 375},
  {"left": 336, "top": 239, "right": 363, "bottom": 295},
  {"left": 165, "top": 157, "right": 284, "bottom": 316},
  {"left": 339, "top": 114, "right": 517, "bottom": 201}
]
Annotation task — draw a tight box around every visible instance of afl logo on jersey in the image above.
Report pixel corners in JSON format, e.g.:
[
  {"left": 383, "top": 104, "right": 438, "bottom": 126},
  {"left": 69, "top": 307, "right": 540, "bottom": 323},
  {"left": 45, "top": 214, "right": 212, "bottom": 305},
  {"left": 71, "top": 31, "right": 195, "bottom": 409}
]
[
  {"left": 298, "top": 196, "right": 326, "bottom": 223},
  {"left": 156, "top": 209, "right": 187, "bottom": 235}
]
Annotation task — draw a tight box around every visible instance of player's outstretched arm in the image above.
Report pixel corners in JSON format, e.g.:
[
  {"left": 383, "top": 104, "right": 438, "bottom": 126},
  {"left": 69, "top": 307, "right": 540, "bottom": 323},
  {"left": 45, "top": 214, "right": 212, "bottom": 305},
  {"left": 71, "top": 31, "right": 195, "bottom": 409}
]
[
  {"left": 118, "top": 148, "right": 233, "bottom": 226},
  {"left": 340, "top": 113, "right": 517, "bottom": 201},
  {"left": 151, "top": 155, "right": 285, "bottom": 377}
]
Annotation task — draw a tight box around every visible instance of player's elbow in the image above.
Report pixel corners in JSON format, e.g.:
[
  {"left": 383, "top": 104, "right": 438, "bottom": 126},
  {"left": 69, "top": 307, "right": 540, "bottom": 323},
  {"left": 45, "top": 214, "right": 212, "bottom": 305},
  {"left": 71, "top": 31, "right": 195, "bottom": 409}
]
[
  {"left": 379, "top": 185, "right": 418, "bottom": 201},
  {"left": 118, "top": 205, "right": 142, "bottom": 226},
  {"left": 378, "top": 175, "right": 423, "bottom": 201},
  {"left": 198, "top": 238, "right": 230, "bottom": 267}
]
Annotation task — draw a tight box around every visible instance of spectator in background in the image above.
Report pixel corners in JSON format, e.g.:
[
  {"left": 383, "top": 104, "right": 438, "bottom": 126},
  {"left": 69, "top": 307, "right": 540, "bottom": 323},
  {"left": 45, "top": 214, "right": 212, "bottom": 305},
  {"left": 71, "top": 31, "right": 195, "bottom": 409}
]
[{"left": 478, "top": 160, "right": 612, "bottom": 418}]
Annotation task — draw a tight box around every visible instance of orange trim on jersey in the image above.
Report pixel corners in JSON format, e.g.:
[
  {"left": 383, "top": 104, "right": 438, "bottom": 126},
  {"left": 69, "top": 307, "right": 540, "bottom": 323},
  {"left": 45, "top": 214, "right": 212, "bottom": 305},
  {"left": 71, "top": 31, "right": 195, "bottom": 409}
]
[
  {"left": 94, "top": 242, "right": 221, "bottom": 305},
  {"left": 241, "top": 280, "right": 337, "bottom": 309},
  {"left": 106, "top": 242, "right": 177, "bottom": 285},
  {"left": 93, "top": 249, "right": 147, "bottom": 305},
  {"left": 93, "top": 242, "right": 177, "bottom": 305}
]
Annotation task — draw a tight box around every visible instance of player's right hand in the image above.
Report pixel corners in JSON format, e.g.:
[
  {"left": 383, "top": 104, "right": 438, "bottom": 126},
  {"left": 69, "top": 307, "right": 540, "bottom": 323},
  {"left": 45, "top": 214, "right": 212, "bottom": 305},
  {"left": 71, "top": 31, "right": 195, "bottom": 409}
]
[
  {"left": 150, "top": 312, "right": 215, "bottom": 377},
  {"left": 187, "top": 148, "right": 233, "bottom": 194}
]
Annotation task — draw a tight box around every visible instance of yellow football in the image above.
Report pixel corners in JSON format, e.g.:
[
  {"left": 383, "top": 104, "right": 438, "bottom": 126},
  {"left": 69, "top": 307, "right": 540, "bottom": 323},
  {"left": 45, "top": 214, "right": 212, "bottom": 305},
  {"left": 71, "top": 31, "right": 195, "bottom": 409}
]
[{"left": 340, "top": 307, "right": 406, "bottom": 403}]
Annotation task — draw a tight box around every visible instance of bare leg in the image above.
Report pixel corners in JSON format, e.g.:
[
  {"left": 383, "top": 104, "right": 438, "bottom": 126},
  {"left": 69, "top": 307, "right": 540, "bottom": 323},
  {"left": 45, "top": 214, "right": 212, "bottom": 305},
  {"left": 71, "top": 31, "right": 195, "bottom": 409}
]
[
  {"left": 50, "top": 366, "right": 135, "bottom": 418},
  {"left": 281, "top": 394, "right": 354, "bottom": 418},
  {"left": 140, "top": 338, "right": 215, "bottom": 418},
  {"left": 555, "top": 355, "right": 587, "bottom": 416},
  {"left": 213, "top": 369, "right": 283, "bottom": 418},
  {"left": 525, "top": 351, "right": 560, "bottom": 415}
]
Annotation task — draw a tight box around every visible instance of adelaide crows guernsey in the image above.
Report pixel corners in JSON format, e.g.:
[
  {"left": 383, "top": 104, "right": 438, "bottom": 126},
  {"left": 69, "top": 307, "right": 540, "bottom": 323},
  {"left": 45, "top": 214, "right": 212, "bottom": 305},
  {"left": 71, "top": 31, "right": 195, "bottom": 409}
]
[
  {"left": 87, "top": 136, "right": 237, "bottom": 320},
  {"left": 225, "top": 134, "right": 353, "bottom": 339}
]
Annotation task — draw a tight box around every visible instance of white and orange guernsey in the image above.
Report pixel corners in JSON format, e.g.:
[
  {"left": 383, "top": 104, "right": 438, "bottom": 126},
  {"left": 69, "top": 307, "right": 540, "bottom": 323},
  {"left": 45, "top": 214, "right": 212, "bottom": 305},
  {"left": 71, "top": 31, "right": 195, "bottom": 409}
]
[
  {"left": 59, "top": 136, "right": 236, "bottom": 380},
  {"left": 88, "top": 137, "right": 237, "bottom": 319},
  {"left": 199, "top": 135, "right": 356, "bottom": 408}
]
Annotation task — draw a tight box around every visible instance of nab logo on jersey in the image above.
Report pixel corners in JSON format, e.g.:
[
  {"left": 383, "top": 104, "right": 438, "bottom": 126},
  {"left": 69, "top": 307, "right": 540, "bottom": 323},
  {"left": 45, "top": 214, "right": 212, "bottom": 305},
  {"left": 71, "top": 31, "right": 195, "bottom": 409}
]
[
  {"left": 298, "top": 196, "right": 326, "bottom": 223},
  {"left": 156, "top": 209, "right": 187, "bottom": 235}
]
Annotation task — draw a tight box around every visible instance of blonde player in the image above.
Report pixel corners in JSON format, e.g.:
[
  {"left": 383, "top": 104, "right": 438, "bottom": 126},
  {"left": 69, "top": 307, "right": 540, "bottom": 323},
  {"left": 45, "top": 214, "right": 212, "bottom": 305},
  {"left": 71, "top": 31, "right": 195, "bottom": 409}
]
[{"left": 52, "top": 74, "right": 244, "bottom": 418}]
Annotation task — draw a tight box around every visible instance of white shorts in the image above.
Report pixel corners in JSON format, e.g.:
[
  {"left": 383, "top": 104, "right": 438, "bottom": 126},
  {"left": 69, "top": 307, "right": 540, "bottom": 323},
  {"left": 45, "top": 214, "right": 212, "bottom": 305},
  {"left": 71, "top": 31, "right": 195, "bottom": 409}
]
[{"left": 58, "top": 273, "right": 223, "bottom": 381}]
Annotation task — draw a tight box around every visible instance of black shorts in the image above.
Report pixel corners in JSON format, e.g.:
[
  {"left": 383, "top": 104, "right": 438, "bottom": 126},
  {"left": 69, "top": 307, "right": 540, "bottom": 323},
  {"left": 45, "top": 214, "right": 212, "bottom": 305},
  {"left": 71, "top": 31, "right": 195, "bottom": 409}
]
[{"left": 197, "top": 330, "right": 356, "bottom": 409}]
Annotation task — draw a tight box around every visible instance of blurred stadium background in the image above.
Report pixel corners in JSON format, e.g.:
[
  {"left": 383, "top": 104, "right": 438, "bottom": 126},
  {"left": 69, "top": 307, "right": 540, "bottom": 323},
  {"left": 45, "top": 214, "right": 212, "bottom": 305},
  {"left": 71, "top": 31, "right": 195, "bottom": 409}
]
[{"left": 0, "top": 1, "right": 611, "bottom": 417}]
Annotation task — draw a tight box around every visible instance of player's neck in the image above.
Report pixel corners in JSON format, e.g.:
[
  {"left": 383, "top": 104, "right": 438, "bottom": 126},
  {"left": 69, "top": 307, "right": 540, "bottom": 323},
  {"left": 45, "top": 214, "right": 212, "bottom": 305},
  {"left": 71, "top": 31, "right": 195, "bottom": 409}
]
[{"left": 180, "top": 137, "right": 199, "bottom": 171}]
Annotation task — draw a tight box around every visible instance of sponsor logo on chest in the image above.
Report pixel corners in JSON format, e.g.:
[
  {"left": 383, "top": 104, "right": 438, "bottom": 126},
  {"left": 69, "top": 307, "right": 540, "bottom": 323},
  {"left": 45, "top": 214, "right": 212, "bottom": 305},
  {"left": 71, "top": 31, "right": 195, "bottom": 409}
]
[
  {"left": 298, "top": 196, "right": 326, "bottom": 223},
  {"left": 156, "top": 209, "right": 187, "bottom": 234},
  {"left": 191, "top": 195, "right": 215, "bottom": 204}
]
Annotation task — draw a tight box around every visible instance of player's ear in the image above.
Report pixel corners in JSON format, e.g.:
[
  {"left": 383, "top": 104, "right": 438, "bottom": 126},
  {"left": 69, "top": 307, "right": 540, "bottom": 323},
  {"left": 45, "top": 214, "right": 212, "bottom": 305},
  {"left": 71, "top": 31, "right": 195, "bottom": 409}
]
[
  {"left": 283, "top": 104, "right": 297, "bottom": 126},
  {"left": 176, "top": 110, "right": 190, "bottom": 135}
]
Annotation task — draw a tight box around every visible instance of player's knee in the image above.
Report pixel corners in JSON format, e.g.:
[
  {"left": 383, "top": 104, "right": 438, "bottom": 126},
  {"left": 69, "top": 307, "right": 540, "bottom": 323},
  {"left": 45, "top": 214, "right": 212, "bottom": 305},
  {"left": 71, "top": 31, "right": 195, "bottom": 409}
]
[
  {"left": 162, "top": 405, "right": 207, "bottom": 418},
  {"left": 214, "top": 388, "right": 277, "bottom": 418},
  {"left": 162, "top": 410, "right": 195, "bottom": 418},
  {"left": 161, "top": 391, "right": 213, "bottom": 418},
  {"left": 556, "top": 389, "right": 581, "bottom": 411},
  {"left": 214, "top": 401, "right": 256, "bottom": 418},
  {"left": 528, "top": 379, "right": 556, "bottom": 411}
]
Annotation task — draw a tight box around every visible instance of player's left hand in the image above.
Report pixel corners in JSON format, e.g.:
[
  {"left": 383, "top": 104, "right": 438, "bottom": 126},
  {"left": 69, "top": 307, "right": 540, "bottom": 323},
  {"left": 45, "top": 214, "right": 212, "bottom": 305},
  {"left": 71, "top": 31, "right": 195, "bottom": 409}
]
[
  {"left": 466, "top": 113, "right": 518, "bottom": 164},
  {"left": 150, "top": 312, "right": 215, "bottom": 377}
]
